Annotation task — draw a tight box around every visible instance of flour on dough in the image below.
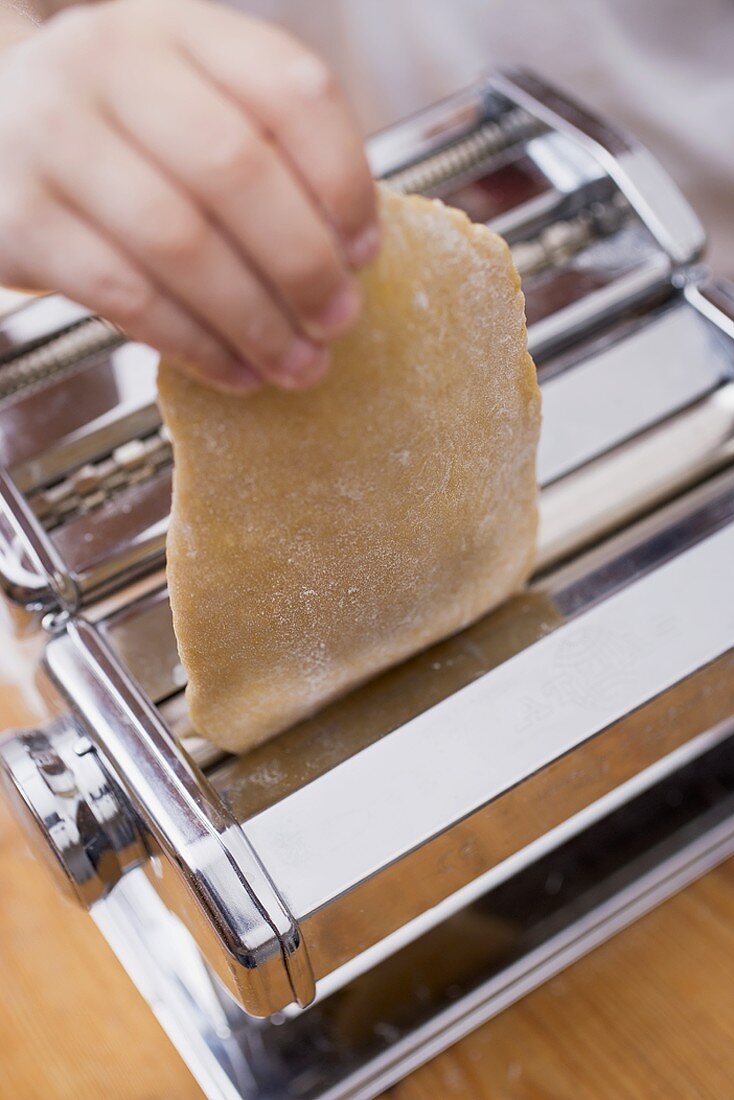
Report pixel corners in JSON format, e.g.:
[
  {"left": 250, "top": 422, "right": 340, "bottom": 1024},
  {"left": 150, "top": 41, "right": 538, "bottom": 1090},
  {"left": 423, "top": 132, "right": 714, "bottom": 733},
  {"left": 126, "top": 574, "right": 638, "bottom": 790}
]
[{"left": 158, "top": 185, "right": 541, "bottom": 753}]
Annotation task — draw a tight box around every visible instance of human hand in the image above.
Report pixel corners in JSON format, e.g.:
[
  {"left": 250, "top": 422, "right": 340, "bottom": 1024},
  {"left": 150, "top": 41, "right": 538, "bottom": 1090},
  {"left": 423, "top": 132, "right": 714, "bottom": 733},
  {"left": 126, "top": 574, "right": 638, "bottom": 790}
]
[{"left": 0, "top": 0, "right": 378, "bottom": 392}]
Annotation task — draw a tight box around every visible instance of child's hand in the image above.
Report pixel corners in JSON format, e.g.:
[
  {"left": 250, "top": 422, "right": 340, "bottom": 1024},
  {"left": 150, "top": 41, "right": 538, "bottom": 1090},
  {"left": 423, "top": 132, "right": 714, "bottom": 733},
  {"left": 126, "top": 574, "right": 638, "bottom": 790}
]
[{"left": 0, "top": 0, "right": 378, "bottom": 391}]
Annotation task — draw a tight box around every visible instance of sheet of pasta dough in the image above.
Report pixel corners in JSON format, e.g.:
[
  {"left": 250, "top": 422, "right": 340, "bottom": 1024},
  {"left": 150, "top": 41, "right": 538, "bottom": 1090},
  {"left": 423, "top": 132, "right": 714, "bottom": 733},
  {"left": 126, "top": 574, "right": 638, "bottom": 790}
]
[{"left": 158, "top": 186, "right": 541, "bottom": 753}]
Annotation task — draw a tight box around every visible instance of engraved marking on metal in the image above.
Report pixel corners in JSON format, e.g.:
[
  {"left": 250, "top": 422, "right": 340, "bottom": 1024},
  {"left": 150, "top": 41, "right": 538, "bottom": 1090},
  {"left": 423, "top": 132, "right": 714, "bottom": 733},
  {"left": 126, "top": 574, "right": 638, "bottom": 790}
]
[{"left": 244, "top": 524, "right": 734, "bottom": 918}]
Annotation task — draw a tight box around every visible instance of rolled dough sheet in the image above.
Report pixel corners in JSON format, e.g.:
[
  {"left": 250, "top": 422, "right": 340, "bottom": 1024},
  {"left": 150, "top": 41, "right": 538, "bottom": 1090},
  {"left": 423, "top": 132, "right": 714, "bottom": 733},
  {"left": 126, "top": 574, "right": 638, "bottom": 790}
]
[{"left": 158, "top": 186, "right": 541, "bottom": 754}]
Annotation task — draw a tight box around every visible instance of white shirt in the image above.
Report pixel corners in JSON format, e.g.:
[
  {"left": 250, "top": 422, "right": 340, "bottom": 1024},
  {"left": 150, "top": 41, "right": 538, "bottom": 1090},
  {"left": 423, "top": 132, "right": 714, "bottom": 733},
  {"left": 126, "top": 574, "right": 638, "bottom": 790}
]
[{"left": 223, "top": 0, "right": 734, "bottom": 274}]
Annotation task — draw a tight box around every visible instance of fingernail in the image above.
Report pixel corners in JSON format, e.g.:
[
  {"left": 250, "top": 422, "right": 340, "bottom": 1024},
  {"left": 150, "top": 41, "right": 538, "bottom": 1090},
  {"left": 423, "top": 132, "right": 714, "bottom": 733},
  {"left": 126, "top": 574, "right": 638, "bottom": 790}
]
[
  {"left": 205, "top": 361, "right": 262, "bottom": 395},
  {"left": 316, "top": 283, "right": 361, "bottom": 335},
  {"left": 235, "top": 365, "right": 262, "bottom": 392},
  {"left": 346, "top": 224, "right": 381, "bottom": 268},
  {"left": 278, "top": 337, "right": 326, "bottom": 380}
]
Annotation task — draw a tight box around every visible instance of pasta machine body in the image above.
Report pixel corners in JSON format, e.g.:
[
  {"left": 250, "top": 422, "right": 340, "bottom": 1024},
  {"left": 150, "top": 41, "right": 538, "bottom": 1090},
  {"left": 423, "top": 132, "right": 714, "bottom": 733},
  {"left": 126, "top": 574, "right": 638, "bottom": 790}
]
[{"left": 1, "top": 70, "right": 734, "bottom": 1100}]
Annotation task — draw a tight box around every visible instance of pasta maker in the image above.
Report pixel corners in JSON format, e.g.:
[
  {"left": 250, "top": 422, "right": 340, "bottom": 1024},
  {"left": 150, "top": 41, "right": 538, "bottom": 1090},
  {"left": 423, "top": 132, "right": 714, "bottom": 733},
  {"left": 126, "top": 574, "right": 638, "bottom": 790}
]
[{"left": 1, "top": 69, "right": 734, "bottom": 1100}]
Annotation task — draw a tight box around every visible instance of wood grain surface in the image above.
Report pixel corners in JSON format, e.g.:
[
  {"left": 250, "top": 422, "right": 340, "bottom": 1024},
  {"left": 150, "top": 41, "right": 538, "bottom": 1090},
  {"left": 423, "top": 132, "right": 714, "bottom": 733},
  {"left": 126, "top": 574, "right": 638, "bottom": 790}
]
[{"left": 2, "top": 602, "right": 734, "bottom": 1100}]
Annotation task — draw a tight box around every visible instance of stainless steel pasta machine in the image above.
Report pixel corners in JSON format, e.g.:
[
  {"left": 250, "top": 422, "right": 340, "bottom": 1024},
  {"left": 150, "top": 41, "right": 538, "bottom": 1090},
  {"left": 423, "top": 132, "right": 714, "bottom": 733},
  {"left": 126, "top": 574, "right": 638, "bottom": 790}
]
[{"left": 1, "top": 69, "right": 733, "bottom": 1100}]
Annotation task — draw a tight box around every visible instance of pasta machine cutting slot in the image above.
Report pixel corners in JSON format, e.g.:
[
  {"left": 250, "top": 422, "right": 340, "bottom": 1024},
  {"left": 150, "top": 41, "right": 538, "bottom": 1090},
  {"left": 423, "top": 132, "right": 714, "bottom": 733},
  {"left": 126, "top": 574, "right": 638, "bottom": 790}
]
[{"left": 1, "top": 70, "right": 734, "bottom": 1100}]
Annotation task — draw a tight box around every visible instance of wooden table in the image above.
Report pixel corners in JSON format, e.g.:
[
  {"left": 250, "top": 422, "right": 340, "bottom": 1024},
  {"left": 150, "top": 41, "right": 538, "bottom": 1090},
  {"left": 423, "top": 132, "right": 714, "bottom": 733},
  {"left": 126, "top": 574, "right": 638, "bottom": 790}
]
[{"left": 2, "top": 595, "right": 734, "bottom": 1100}]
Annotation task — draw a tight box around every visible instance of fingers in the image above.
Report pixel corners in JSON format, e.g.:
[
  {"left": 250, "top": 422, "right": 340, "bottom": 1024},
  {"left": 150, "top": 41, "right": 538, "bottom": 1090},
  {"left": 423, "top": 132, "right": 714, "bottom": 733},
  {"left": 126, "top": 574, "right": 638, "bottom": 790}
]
[
  {"left": 0, "top": 0, "right": 380, "bottom": 394},
  {"left": 34, "top": 106, "right": 329, "bottom": 389},
  {"left": 180, "top": 3, "right": 379, "bottom": 262},
  {"left": 101, "top": 49, "right": 361, "bottom": 342},
  {"left": 0, "top": 178, "right": 260, "bottom": 394}
]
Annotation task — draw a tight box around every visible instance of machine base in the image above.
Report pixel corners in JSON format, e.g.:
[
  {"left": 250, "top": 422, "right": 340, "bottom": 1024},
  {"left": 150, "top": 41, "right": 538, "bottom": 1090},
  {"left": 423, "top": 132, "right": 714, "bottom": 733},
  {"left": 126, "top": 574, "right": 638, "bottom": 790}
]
[{"left": 95, "top": 730, "right": 734, "bottom": 1100}]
